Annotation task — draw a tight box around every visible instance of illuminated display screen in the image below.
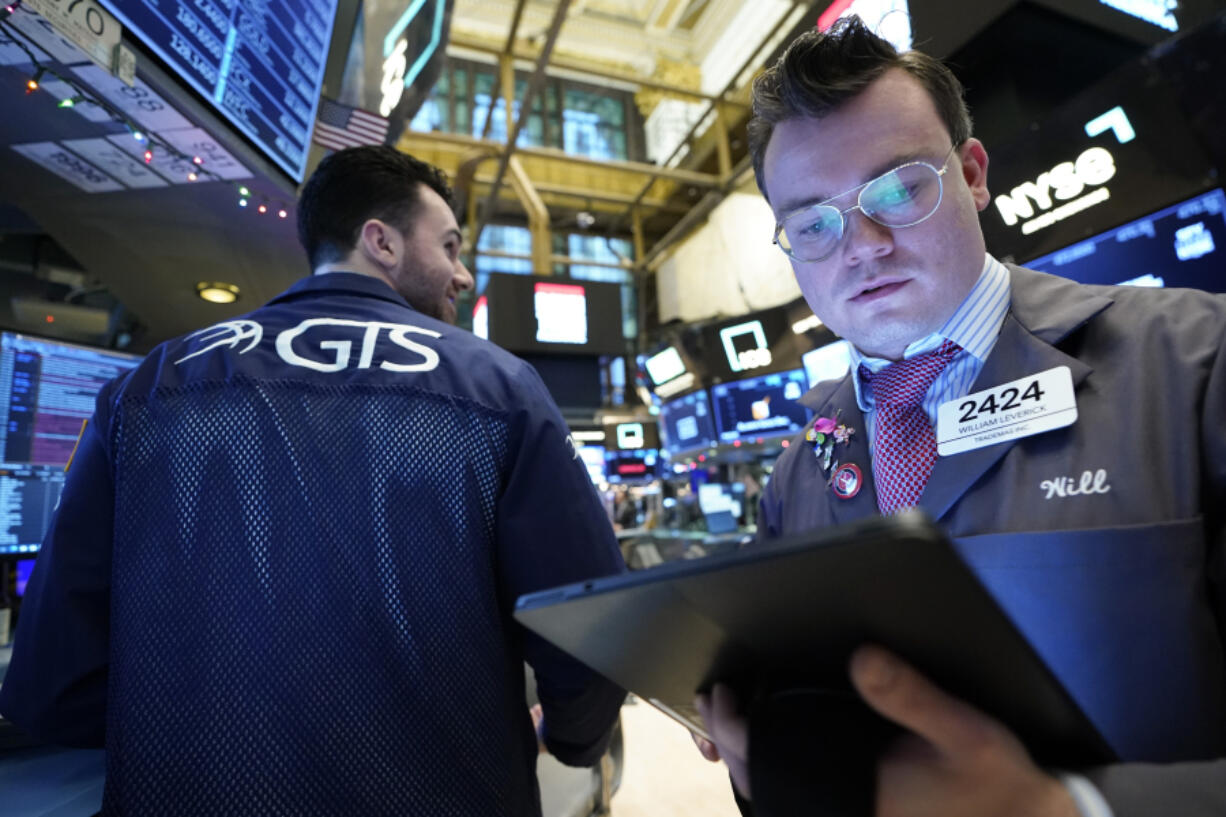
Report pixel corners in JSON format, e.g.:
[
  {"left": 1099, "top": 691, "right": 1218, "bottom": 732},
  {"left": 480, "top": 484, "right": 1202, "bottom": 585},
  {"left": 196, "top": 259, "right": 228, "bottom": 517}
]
[
  {"left": 472, "top": 295, "right": 489, "bottom": 340},
  {"left": 99, "top": 0, "right": 340, "bottom": 181},
  {"left": 1097, "top": 0, "right": 1178, "bottom": 31},
  {"left": 577, "top": 444, "right": 606, "bottom": 485},
  {"left": 802, "top": 342, "right": 852, "bottom": 388},
  {"left": 818, "top": 0, "right": 912, "bottom": 50},
  {"left": 482, "top": 273, "right": 622, "bottom": 355},
  {"left": 0, "top": 332, "right": 140, "bottom": 556},
  {"left": 659, "top": 389, "right": 717, "bottom": 454},
  {"left": 605, "top": 449, "right": 659, "bottom": 483},
  {"left": 15, "top": 557, "right": 35, "bottom": 596},
  {"left": 644, "top": 346, "right": 686, "bottom": 385},
  {"left": 1024, "top": 188, "right": 1226, "bottom": 293},
  {"left": 711, "top": 368, "right": 811, "bottom": 444},
  {"left": 696, "top": 482, "right": 744, "bottom": 532},
  {"left": 981, "top": 57, "right": 1216, "bottom": 264},
  {"left": 605, "top": 421, "right": 660, "bottom": 451},
  {"left": 534, "top": 282, "right": 588, "bottom": 345}
]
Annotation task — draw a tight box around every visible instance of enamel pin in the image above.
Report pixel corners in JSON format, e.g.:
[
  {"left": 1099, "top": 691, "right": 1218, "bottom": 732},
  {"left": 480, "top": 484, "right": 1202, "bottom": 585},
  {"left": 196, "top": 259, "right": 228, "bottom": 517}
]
[
  {"left": 831, "top": 463, "right": 863, "bottom": 500},
  {"left": 805, "top": 410, "right": 859, "bottom": 498}
]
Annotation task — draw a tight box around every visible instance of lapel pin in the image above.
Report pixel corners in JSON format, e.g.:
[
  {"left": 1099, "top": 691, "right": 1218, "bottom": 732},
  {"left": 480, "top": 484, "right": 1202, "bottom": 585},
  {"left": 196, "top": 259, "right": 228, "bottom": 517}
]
[
  {"left": 830, "top": 463, "right": 863, "bottom": 500},
  {"left": 807, "top": 410, "right": 856, "bottom": 475}
]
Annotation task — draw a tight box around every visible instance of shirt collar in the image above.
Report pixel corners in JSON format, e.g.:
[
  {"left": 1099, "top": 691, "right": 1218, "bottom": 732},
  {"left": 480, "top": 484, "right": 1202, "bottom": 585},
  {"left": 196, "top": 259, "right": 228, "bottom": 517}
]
[{"left": 847, "top": 253, "right": 1011, "bottom": 410}]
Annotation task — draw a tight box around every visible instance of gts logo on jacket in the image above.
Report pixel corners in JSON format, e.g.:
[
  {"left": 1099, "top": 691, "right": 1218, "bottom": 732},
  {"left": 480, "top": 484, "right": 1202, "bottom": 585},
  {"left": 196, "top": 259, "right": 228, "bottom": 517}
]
[{"left": 175, "top": 318, "right": 442, "bottom": 372}]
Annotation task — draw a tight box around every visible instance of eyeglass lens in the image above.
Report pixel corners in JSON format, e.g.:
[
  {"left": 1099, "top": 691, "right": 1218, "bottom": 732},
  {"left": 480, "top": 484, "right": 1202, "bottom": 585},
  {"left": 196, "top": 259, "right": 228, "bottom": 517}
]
[{"left": 778, "top": 161, "right": 945, "bottom": 261}]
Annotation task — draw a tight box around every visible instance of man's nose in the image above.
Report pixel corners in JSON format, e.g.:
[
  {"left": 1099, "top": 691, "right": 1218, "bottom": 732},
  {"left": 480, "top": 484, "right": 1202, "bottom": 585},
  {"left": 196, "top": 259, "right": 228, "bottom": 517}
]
[{"left": 841, "top": 209, "right": 894, "bottom": 264}]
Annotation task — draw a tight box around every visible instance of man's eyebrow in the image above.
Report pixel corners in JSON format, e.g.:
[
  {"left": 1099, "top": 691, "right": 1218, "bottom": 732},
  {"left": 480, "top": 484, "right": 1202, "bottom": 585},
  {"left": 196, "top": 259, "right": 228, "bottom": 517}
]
[
  {"left": 774, "top": 152, "right": 930, "bottom": 216},
  {"left": 442, "top": 228, "right": 462, "bottom": 243}
]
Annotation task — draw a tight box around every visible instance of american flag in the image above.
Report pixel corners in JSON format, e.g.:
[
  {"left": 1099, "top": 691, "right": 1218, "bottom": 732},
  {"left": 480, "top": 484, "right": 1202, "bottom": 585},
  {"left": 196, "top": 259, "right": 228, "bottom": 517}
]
[{"left": 311, "top": 98, "right": 391, "bottom": 151}]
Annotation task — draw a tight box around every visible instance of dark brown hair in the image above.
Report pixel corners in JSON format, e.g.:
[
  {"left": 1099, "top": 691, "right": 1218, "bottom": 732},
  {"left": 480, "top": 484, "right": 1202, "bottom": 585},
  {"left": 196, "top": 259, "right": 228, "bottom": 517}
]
[
  {"left": 748, "top": 15, "right": 972, "bottom": 201},
  {"left": 297, "top": 146, "right": 455, "bottom": 270}
]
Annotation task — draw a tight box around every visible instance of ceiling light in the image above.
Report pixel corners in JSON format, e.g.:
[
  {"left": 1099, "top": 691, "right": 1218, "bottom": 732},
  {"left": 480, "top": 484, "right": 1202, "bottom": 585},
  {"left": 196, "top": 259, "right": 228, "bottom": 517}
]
[{"left": 196, "top": 282, "right": 240, "bottom": 304}]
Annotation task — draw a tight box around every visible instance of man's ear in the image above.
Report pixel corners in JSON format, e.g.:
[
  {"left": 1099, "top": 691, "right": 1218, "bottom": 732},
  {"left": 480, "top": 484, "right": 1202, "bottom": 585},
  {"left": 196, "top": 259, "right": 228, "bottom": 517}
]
[
  {"left": 960, "top": 138, "right": 991, "bottom": 212},
  {"left": 357, "top": 219, "right": 402, "bottom": 271}
]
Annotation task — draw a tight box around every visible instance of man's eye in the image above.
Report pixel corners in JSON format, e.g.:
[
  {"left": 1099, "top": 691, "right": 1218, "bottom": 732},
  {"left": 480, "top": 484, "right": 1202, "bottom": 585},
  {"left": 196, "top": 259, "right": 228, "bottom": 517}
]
[
  {"left": 800, "top": 220, "right": 830, "bottom": 235},
  {"left": 875, "top": 183, "right": 914, "bottom": 206}
]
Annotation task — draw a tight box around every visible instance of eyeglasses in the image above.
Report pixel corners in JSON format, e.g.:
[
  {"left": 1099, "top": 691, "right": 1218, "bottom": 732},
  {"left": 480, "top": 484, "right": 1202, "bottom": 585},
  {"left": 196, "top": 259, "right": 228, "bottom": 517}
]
[{"left": 773, "top": 145, "right": 959, "bottom": 262}]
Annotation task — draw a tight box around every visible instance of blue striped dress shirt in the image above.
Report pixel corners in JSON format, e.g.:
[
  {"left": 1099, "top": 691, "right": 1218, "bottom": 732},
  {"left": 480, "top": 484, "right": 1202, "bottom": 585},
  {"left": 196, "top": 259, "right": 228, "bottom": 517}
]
[{"left": 849, "top": 253, "right": 1012, "bottom": 450}]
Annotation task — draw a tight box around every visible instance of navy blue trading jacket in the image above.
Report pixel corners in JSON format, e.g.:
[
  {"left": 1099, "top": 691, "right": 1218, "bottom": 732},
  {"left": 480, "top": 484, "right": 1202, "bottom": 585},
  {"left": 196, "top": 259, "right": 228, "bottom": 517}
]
[{"left": 0, "top": 272, "right": 627, "bottom": 816}]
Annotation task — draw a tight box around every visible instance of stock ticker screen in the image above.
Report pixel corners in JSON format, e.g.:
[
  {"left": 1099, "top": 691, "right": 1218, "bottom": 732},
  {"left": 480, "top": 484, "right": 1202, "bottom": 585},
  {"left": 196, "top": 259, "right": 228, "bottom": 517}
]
[
  {"left": 659, "top": 389, "right": 717, "bottom": 455},
  {"left": 604, "top": 448, "right": 659, "bottom": 483},
  {"left": 99, "top": 0, "right": 340, "bottom": 180},
  {"left": 711, "top": 368, "right": 811, "bottom": 444},
  {"left": 0, "top": 332, "right": 140, "bottom": 556},
  {"left": 1024, "top": 188, "right": 1226, "bottom": 293}
]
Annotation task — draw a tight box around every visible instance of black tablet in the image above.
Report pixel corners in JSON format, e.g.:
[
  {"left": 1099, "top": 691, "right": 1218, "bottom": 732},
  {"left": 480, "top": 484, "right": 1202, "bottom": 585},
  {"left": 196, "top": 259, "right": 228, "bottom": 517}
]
[{"left": 514, "top": 510, "right": 1116, "bottom": 768}]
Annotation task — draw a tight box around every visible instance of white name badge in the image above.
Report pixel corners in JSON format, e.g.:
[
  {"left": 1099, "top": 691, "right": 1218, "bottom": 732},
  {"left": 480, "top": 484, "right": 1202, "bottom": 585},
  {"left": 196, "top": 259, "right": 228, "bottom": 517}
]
[{"left": 937, "top": 366, "right": 1077, "bottom": 456}]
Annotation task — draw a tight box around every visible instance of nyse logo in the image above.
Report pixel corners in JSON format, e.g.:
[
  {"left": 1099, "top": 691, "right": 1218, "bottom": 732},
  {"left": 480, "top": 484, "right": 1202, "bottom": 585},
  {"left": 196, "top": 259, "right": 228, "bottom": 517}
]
[
  {"left": 993, "top": 107, "right": 1136, "bottom": 236},
  {"left": 720, "top": 320, "right": 773, "bottom": 373},
  {"left": 276, "top": 318, "right": 441, "bottom": 372},
  {"left": 993, "top": 147, "right": 1116, "bottom": 230},
  {"left": 379, "top": 0, "right": 445, "bottom": 117},
  {"left": 380, "top": 39, "right": 408, "bottom": 117}
]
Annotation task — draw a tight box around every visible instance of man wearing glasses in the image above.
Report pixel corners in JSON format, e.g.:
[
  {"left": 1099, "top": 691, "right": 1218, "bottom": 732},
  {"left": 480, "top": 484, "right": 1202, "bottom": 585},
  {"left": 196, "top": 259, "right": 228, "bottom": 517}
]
[{"left": 696, "top": 15, "right": 1226, "bottom": 817}]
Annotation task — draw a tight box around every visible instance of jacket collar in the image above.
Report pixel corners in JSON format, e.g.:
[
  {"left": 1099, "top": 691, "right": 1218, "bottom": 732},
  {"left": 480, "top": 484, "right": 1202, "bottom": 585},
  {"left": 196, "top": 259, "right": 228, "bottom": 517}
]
[
  {"left": 798, "top": 264, "right": 1115, "bottom": 522},
  {"left": 268, "top": 271, "right": 417, "bottom": 312},
  {"left": 1003, "top": 263, "right": 1114, "bottom": 346}
]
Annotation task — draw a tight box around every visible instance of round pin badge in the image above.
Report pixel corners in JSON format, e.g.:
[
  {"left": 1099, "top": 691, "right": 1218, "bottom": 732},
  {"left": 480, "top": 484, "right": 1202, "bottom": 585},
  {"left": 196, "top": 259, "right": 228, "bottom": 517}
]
[{"left": 831, "top": 463, "right": 862, "bottom": 500}]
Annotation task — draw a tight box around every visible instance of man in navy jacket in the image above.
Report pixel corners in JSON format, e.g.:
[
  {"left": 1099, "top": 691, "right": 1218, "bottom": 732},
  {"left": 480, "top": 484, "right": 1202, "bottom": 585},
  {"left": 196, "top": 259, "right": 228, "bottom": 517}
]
[{"left": 0, "top": 146, "right": 626, "bottom": 816}]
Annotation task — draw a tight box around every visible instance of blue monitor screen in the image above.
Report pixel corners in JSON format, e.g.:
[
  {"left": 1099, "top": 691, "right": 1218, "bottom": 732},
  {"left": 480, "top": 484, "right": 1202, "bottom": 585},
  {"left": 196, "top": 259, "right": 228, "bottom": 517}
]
[
  {"left": 660, "top": 390, "right": 717, "bottom": 454},
  {"left": 0, "top": 332, "right": 140, "bottom": 556},
  {"left": 99, "top": 0, "right": 340, "bottom": 181},
  {"left": 711, "top": 369, "right": 811, "bottom": 444},
  {"left": 1024, "top": 188, "right": 1226, "bottom": 293},
  {"left": 15, "top": 558, "right": 35, "bottom": 597}
]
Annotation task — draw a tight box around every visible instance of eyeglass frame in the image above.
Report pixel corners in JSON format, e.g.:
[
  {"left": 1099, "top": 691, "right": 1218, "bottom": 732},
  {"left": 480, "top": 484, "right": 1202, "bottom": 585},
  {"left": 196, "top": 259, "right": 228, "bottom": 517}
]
[{"left": 772, "top": 143, "right": 962, "bottom": 262}]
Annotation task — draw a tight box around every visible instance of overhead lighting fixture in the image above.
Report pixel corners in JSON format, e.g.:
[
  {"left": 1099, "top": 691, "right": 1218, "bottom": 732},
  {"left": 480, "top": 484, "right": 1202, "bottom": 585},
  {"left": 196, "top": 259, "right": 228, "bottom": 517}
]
[{"left": 196, "top": 282, "right": 240, "bottom": 304}]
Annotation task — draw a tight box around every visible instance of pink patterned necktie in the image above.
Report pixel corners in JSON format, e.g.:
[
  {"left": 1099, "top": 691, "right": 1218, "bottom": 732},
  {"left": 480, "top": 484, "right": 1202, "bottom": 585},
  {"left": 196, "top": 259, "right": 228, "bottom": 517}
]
[{"left": 860, "top": 340, "right": 962, "bottom": 514}]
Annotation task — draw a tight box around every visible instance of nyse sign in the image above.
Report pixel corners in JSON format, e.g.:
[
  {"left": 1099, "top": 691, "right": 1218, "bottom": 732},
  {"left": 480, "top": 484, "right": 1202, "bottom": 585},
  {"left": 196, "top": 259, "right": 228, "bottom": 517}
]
[
  {"left": 378, "top": 0, "right": 446, "bottom": 117},
  {"left": 993, "top": 147, "right": 1116, "bottom": 235},
  {"left": 720, "top": 320, "right": 773, "bottom": 373},
  {"left": 992, "top": 106, "right": 1139, "bottom": 237}
]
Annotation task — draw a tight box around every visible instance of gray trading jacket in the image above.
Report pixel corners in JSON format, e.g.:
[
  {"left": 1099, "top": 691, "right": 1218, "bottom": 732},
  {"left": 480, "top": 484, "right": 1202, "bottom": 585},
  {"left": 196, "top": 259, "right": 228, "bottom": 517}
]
[{"left": 760, "top": 265, "right": 1226, "bottom": 815}]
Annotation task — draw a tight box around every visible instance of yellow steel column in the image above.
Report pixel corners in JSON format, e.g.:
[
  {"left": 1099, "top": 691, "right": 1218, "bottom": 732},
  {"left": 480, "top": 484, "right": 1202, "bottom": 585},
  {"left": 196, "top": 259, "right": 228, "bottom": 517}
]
[
  {"left": 500, "top": 53, "right": 515, "bottom": 142},
  {"left": 714, "top": 103, "right": 732, "bottom": 180},
  {"left": 631, "top": 207, "right": 645, "bottom": 265},
  {"left": 507, "top": 156, "right": 552, "bottom": 274}
]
